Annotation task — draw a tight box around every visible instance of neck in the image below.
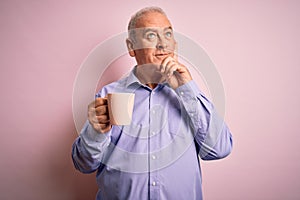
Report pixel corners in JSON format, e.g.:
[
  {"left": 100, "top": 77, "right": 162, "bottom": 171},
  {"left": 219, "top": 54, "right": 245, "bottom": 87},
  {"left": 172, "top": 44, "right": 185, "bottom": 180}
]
[
  {"left": 146, "top": 83, "right": 158, "bottom": 89},
  {"left": 134, "top": 64, "right": 165, "bottom": 89}
]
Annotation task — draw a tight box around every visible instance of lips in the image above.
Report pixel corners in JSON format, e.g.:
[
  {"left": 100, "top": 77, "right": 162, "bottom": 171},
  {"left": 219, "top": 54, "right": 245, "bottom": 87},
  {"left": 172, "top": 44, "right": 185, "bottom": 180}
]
[{"left": 155, "top": 53, "right": 170, "bottom": 58}]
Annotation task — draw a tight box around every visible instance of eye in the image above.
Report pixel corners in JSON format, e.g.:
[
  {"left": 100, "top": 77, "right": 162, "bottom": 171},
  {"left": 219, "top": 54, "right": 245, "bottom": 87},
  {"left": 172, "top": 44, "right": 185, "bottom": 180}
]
[
  {"left": 146, "top": 33, "right": 156, "bottom": 39},
  {"left": 165, "top": 31, "right": 172, "bottom": 38}
]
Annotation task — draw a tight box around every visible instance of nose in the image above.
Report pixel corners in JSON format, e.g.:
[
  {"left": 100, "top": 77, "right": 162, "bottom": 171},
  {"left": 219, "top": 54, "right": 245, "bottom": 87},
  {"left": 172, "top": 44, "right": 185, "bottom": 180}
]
[
  {"left": 157, "top": 43, "right": 166, "bottom": 50},
  {"left": 156, "top": 36, "right": 167, "bottom": 50}
]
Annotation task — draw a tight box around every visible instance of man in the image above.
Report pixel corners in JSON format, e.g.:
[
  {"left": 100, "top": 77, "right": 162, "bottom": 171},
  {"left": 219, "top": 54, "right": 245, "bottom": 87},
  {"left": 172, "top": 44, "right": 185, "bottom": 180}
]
[{"left": 72, "top": 6, "right": 232, "bottom": 200}]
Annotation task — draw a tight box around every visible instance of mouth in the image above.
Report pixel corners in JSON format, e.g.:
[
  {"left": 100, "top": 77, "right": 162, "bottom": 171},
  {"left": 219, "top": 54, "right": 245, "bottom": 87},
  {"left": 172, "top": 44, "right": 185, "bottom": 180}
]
[{"left": 155, "top": 53, "right": 170, "bottom": 59}]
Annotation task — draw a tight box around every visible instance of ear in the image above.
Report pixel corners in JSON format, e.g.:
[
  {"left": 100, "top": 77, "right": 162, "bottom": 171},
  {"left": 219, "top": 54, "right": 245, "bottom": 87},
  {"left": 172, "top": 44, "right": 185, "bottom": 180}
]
[{"left": 126, "top": 38, "right": 135, "bottom": 57}]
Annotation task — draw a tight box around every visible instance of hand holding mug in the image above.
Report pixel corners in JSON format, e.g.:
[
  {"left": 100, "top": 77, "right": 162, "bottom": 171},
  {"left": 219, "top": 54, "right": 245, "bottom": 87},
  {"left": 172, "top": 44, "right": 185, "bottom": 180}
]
[{"left": 88, "top": 97, "right": 111, "bottom": 133}]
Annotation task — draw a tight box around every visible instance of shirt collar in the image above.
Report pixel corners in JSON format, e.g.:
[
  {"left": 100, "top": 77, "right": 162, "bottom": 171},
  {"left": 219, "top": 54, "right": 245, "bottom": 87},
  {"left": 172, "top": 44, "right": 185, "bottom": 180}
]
[
  {"left": 125, "top": 65, "right": 170, "bottom": 89},
  {"left": 125, "top": 66, "right": 141, "bottom": 88}
]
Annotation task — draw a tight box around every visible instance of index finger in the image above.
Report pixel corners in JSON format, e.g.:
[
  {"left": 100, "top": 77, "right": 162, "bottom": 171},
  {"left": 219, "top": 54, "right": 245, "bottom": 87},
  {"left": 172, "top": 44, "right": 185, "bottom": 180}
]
[
  {"left": 173, "top": 42, "right": 178, "bottom": 61},
  {"left": 95, "top": 97, "right": 108, "bottom": 107}
]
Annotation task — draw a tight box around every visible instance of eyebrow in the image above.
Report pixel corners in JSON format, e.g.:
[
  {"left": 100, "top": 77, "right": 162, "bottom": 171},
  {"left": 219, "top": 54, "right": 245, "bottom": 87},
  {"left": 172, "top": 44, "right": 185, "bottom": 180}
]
[
  {"left": 143, "top": 26, "right": 173, "bottom": 34},
  {"left": 143, "top": 28, "right": 158, "bottom": 34},
  {"left": 164, "top": 26, "right": 173, "bottom": 31}
]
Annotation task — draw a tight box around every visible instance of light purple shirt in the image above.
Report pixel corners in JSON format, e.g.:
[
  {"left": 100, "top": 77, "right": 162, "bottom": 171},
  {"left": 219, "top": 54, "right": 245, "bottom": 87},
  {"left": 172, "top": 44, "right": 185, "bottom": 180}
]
[{"left": 72, "top": 67, "right": 233, "bottom": 200}]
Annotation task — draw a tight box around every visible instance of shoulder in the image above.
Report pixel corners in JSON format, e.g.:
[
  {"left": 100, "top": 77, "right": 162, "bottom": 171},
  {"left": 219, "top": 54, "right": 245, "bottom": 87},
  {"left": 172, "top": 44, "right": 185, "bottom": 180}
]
[{"left": 96, "top": 75, "right": 130, "bottom": 97}]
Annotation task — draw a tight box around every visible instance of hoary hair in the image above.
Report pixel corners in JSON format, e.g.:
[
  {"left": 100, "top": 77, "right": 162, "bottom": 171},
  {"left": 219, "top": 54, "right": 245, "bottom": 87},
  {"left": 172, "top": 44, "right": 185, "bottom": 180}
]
[{"left": 127, "top": 6, "right": 167, "bottom": 42}]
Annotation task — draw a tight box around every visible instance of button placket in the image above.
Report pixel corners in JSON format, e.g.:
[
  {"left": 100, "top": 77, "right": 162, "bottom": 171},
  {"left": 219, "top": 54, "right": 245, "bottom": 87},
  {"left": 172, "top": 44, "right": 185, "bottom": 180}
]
[{"left": 149, "top": 90, "right": 160, "bottom": 199}]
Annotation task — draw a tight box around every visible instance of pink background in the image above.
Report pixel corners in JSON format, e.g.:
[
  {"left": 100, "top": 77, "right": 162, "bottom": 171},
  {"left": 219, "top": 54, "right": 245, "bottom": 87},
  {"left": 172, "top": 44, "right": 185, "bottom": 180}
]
[{"left": 1, "top": 0, "right": 300, "bottom": 199}]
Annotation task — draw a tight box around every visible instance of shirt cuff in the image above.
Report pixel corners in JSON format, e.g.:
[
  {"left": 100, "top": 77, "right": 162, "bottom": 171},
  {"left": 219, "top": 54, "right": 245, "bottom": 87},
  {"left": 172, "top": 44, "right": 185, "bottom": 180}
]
[
  {"left": 81, "top": 121, "right": 110, "bottom": 143},
  {"left": 175, "top": 80, "right": 200, "bottom": 101},
  {"left": 175, "top": 80, "right": 201, "bottom": 116}
]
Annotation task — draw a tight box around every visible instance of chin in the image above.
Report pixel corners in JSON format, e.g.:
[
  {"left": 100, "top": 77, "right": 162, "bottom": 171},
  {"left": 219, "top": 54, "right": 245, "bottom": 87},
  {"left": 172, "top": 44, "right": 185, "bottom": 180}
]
[{"left": 152, "top": 60, "right": 163, "bottom": 65}]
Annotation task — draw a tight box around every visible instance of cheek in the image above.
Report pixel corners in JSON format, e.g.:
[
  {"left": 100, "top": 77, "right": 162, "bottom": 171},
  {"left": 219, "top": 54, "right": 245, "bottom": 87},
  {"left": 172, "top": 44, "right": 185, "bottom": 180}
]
[
  {"left": 167, "top": 39, "right": 176, "bottom": 51},
  {"left": 136, "top": 49, "right": 154, "bottom": 56},
  {"left": 143, "top": 49, "right": 155, "bottom": 61},
  {"left": 135, "top": 49, "right": 155, "bottom": 63}
]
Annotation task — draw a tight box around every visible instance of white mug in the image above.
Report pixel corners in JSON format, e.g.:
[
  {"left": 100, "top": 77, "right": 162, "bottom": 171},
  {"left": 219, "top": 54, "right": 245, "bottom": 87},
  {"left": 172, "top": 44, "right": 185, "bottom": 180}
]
[{"left": 107, "top": 93, "right": 135, "bottom": 125}]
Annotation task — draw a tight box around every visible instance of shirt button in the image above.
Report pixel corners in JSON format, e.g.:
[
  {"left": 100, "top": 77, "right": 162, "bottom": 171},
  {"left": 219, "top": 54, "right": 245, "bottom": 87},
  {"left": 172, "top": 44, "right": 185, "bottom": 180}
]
[
  {"left": 180, "top": 91, "right": 184, "bottom": 96},
  {"left": 151, "top": 131, "right": 155, "bottom": 135},
  {"left": 152, "top": 155, "right": 156, "bottom": 160},
  {"left": 152, "top": 181, "right": 156, "bottom": 186}
]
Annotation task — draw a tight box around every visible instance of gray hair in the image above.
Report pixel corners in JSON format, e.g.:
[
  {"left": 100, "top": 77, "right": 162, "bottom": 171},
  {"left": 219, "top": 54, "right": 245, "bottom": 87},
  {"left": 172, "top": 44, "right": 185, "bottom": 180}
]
[{"left": 127, "top": 6, "right": 167, "bottom": 41}]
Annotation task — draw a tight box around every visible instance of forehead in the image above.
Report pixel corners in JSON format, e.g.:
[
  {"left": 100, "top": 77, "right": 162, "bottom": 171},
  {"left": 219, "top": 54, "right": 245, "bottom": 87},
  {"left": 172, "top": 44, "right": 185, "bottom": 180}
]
[{"left": 135, "top": 12, "right": 172, "bottom": 29}]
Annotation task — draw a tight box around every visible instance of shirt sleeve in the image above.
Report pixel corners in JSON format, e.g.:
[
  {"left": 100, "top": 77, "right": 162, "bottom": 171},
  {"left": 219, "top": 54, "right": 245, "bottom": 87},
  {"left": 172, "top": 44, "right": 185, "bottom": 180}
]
[
  {"left": 72, "top": 121, "right": 111, "bottom": 173},
  {"left": 175, "top": 80, "right": 233, "bottom": 160}
]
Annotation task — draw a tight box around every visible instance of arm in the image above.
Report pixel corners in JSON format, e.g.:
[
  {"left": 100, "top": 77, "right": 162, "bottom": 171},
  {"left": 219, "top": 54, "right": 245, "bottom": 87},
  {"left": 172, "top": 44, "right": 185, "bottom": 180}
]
[
  {"left": 175, "top": 81, "right": 233, "bottom": 160},
  {"left": 72, "top": 97, "right": 112, "bottom": 173},
  {"left": 72, "top": 121, "right": 111, "bottom": 173},
  {"left": 161, "top": 55, "right": 233, "bottom": 160}
]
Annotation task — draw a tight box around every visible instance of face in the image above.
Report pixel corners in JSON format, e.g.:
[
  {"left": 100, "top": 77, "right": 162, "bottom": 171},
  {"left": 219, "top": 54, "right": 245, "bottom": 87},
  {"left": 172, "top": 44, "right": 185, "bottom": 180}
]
[{"left": 127, "top": 12, "right": 177, "bottom": 66}]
